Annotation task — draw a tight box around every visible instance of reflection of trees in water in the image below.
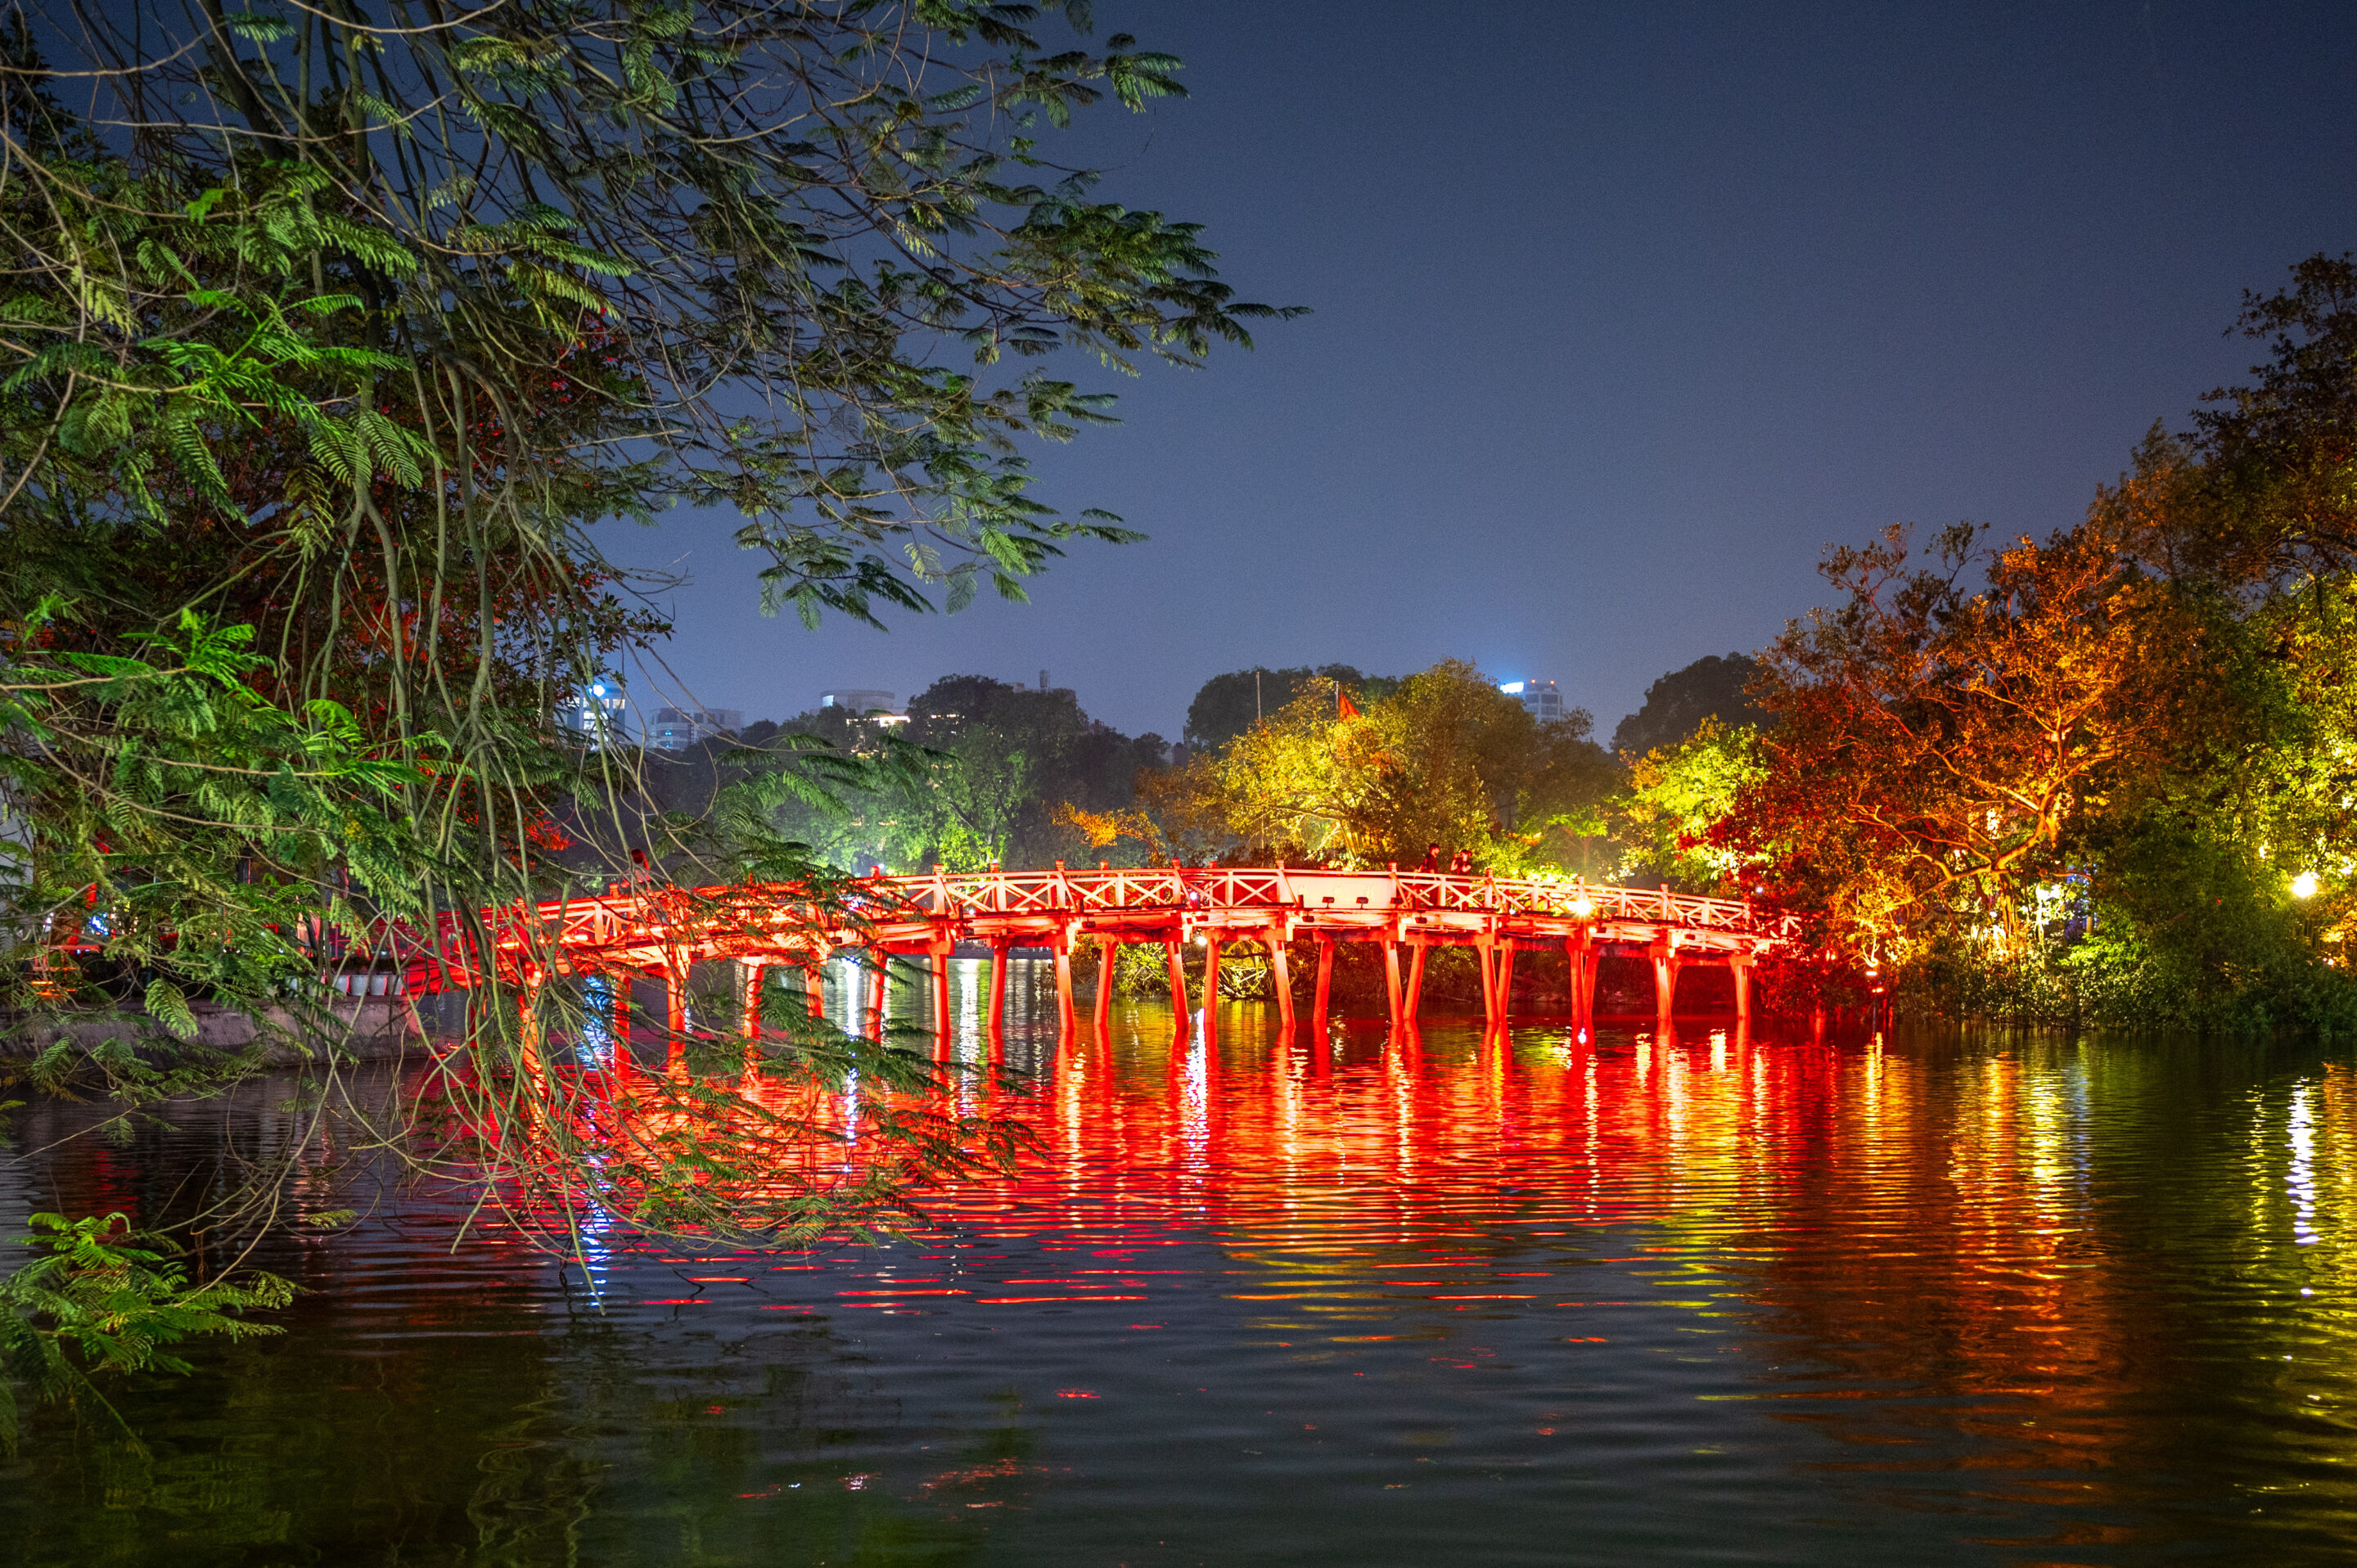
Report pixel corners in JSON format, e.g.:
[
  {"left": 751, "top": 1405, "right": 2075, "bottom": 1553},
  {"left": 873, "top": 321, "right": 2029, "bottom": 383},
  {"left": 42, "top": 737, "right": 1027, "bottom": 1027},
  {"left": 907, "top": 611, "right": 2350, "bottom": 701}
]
[
  {"left": 2, "top": 1083, "right": 1034, "bottom": 1566},
  {"left": 1721, "top": 1034, "right": 2357, "bottom": 1555}
]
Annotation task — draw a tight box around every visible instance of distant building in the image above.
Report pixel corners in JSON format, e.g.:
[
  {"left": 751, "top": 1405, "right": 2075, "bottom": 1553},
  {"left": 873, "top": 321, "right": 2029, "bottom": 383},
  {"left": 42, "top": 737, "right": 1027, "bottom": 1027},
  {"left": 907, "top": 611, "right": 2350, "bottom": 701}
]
[
  {"left": 557, "top": 677, "right": 627, "bottom": 743},
  {"left": 649, "top": 705, "right": 743, "bottom": 751},
  {"left": 822, "top": 687, "right": 898, "bottom": 716},
  {"left": 1498, "top": 678, "right": 1567, "bottom": 724}
]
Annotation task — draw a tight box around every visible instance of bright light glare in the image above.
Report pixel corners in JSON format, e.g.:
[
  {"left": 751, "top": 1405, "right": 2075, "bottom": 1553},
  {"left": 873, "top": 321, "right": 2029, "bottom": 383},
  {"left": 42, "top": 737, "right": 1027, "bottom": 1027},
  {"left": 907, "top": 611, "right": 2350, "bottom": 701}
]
[
  {"left": 1498, "top": 681, "right": 1525, "bottom": 695},
  {"left": 2293, "top": 871, "right": 2320, "bottom": 899},
  {"left": 1571, "top": 896, "right": 1594, "bottom": 918}
]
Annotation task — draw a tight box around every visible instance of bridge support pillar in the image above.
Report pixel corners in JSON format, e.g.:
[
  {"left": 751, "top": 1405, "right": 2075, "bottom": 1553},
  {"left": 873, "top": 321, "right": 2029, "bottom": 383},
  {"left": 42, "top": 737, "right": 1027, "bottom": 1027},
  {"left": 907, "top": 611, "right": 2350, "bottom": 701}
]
[
  {"left": 1564, "top": 937, "right": 1595, "bottom": 1030},
  {"left": 609, "top": 972, "right": 635, "bottom": 1085},
  {"left": 1383, "top": 941, "right": 1403, "bottom": 1029},
  {"left": 516, "top": 974, "right": 545, "bottom": 1084},
  {"left": 804, "top": 952, "right": 826, "bottom": 1019},
  {"left": 1313, "top": 936, "right": 1335, "bottom": 1028},
  {"left": 740, "top": 961, "right": 765, "bottom": 1042},
  {"left": 1095, "top": 937, "right": 1118, "bottom": 1033},
  {"left": 1476, "top": 941, "right": 1496, "bottom": 1026},
  {"left": 1494, "top": 939, "right": 1517, "bottom": 1028},
  {"left": 1729, "top": 955, "right": 1754, "bottom": 1025},
  {"left": 1202, "top": 935, "right": 1222, "bottom": 1015},
  {"left": 1053, "top": 941, "right": 1076, "bottom": 1035},
  {"left": 1166, "top": 939, "right": 1189, "bottom": 1032},
  {"left": 931, "top": 947, "right": 953, "bottom": 1052},
  {"left": 1650, "top": 941, "right": 1681, "bottom": 1033},
  {"left": 665, "top": 961, "right": 689, "bottom": 1075},
  {"left": 987, "top": 940, "right": 1010, "bottom": 1042},
  {"left": 1268, "top": 936, "right": 1293, "bottom": 1030},
  {"left": 865, "top": 955, "right": 886, "bottom": 1039},
  {"left": 1404, "top": 940, "right": 1426, "bottom": 1020}
]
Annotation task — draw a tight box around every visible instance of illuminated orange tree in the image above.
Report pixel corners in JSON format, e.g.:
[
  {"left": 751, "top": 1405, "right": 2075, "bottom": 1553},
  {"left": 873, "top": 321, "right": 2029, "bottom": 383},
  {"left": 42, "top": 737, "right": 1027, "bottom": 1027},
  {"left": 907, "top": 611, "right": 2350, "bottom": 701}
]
[{"left": 1727, "top": 255, "right": 2357, "bottom": 1025}]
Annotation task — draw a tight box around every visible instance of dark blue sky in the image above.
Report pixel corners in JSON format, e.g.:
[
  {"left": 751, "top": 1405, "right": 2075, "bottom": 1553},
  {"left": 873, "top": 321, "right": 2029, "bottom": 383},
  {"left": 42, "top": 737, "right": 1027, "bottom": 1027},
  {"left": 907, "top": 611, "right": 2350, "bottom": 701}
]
[{"left": 613, "top": 1, "right": 2357, "bottom": 741}]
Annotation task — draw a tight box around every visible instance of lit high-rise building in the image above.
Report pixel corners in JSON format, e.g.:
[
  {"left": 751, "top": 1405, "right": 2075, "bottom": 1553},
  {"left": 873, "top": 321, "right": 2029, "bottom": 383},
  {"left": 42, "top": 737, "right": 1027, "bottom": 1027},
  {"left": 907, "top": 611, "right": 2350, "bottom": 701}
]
[
  {"left": 821, "top": 687, "right": 898, "bottom": 715},
  {"left": 557, "top": 676, "right": 627, "bottom": 742},
  {"left": 649, "top": 705, "right": 744, "bottom": 750},
  {"left": 1498, "top": 678, "right": 1567, "bottom": 724}
]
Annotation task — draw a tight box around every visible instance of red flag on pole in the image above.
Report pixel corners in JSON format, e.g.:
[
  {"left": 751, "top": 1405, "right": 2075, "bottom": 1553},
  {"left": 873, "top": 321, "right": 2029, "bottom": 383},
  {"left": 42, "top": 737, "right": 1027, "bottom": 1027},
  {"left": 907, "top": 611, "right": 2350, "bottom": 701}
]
[{"left": 1336, "top": 682, "right": 1359, "bottom": 720}]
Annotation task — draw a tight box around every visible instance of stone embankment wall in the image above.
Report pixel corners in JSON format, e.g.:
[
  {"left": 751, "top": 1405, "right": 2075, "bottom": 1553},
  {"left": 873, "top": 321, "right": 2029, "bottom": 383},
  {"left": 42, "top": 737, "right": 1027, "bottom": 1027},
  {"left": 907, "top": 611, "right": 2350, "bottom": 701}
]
[{"left": 4, "top": 996, "right": 432, "bottom": 1066}]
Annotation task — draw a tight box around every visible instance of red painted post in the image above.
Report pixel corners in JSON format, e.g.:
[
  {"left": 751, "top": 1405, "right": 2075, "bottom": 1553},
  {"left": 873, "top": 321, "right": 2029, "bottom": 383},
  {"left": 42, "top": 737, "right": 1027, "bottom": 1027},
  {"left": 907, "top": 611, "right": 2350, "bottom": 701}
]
[
  {"left": 804, "top": 955, "right": 825, "bottom": 1018},
  {"left": 1404, "top": 941, "right": 1427, "bottom": 1019},
  {"left": 665, "top": 962, "right": 687, "bottom": 1075},
  {"left": 1166, "top": 938, "right": 1189, "bottom": 1016},
  {"left": 516, "top": 980, "right": 544, "bottom": 1081},
  {"left": 866, "top": 955, "right": 886, "bottom": 1039},
  {"left": 1202, "top": 935, "right": 1222, "bottom": 1012},
  {"left": 1383, "top": 942, "right": 1403, "bottom": 1027},
  {"left": 611, "top": 972, "right": 634, "bottom": 1084},
  {"left": 1314, "top": 936, "right": 1335, "bottom": 1025},
  {"left": 1053, "top": 940, "right": 1076, "bottom": 1034},
  {"left": 931, "top": 947, "right": 952, "bottom": 1049},
  {"left": 1476, "top": 941, "right": 1496, "bottom": 1026},
  {"left": 1731, "top": 957, "right": 1752, "bottom": 1025},
  {"left": 988, "top": 939, "right": 1010, "bottom": 1039},
  {"left": 1651, "top": 941, "right": 1679, "bottom": 1031},
  {"left": 1495, "top": 940, "right": 1517, "bottom": 1026},
  {"left": 1269, "top": 935, "right": 1295, "bottom": 1030},
  {"left": 740, "top": 961, "right": 764, "bottom": 1040},
  {"left": 1563, "top": 936, "right": 1594, "bottom": 1029},
  {"left": 1094, "top": 935, "right": 1118, "bottom": 1032}
]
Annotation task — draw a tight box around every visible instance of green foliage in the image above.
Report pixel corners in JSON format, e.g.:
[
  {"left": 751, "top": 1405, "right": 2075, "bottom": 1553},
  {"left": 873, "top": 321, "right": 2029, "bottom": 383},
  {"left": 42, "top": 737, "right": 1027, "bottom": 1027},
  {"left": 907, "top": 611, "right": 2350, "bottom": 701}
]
[
  {"left": 0, "top": 1212, "right": 295, "bottom": 1455},
  {"left": 1183, "top": 665, "right": 1390, "bottom": 752},
  {"left": 0, "top": 0, "right": 1287, "bottom": 1440},
  {"left": 710, "top": 674, "right": 1171, "bottom": 872},
  {"left": 1615, "top": 719, "right": 1762, "bottom": 893},
  {"left": 1143, "top": 659, "right": 1620, "bottom": 870}
]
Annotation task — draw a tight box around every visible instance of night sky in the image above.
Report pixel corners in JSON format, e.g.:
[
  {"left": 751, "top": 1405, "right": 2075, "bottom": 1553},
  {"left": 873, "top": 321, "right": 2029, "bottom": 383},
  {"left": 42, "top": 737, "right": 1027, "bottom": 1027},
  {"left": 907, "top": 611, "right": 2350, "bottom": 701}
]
[{"left": 611, "top": 2, "right": 2357, "bottom": 741}]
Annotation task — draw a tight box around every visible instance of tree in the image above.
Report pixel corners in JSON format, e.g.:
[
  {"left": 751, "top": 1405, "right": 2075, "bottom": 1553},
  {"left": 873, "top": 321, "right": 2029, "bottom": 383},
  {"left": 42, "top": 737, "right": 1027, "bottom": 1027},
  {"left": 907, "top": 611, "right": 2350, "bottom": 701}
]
[
  {"left": 2109, "top": 253, "right": 2357, "bottom": 589},
  {"left": 1142, "top": 660, "right": 1617, "bottom": 871},
  {"left": 0, "top": 0, "right": 1290, "bottom": 1428},
  {"left": 1710, "top": 257, "right": 2357, "bottom": 1027},
  {"left": 1611, "top": 654, "right": 1769, "bottom": 758},
  {"left": 1733, "top": 519, "right": 2210, "bottom": 966},
  {"left": 1182, "top": 665, "right": 1389, "bottom": 752},
  {"left": 1616, "top": 719, "right": 1762, "bottom": 894}
]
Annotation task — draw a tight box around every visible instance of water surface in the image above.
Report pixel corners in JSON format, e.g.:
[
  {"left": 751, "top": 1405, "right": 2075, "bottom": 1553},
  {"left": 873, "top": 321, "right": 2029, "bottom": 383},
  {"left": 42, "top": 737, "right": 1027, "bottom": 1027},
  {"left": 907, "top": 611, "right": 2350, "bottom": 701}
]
[{"left": 4, "top": 966, "right": 2355, "bottom": 1566}]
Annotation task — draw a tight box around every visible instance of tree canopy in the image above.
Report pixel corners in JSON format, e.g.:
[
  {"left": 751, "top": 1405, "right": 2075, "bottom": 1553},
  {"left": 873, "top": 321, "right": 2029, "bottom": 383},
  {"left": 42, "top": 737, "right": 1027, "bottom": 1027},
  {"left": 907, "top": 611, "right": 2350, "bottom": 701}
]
[
  {"left": 1610, "top": 653, "right": 1769, "bottom": 759},
  {"left": 1182, "top": 665, "right": 1390, "bottom": 752},
  {"left": 1142, "top": 660, "right": 1617, "bottom": 871},
  {"left": 1712, "top": 254, "right": 2357, "bottom": 1027}
]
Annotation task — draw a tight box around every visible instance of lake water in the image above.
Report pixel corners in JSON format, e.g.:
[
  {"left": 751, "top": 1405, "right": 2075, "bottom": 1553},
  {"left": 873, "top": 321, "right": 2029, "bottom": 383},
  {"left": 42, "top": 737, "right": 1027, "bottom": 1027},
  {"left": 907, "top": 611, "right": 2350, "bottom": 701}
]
[{"left": 5, "top": 962, "right": 2357, "bottom": 1566}]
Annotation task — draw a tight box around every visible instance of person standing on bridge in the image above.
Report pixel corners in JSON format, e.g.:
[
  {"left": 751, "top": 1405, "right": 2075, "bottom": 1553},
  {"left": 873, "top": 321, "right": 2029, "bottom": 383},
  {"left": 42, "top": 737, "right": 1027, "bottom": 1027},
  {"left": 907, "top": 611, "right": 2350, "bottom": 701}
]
[
  {"left": 1418, "top": 843, "right": 1442, "bottom": 873},
  {"left": 1448, "top": 848, "right": 1472, "bottom": 876}
]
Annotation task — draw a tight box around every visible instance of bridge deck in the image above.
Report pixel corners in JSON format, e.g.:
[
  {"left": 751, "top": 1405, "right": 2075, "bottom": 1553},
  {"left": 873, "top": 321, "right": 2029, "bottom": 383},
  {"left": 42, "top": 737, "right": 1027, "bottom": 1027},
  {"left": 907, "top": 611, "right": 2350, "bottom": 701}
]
[{"left": 384, "top": 866, "right": 1798, "bottom": 1001}]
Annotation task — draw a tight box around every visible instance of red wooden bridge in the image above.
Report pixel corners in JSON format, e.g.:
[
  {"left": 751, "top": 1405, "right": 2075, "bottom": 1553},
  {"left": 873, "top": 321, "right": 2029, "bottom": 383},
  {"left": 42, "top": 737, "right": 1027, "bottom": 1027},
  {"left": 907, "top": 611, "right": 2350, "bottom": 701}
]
[{"left": 385, "top": 864, "right": 1800, "bottom": 1039}]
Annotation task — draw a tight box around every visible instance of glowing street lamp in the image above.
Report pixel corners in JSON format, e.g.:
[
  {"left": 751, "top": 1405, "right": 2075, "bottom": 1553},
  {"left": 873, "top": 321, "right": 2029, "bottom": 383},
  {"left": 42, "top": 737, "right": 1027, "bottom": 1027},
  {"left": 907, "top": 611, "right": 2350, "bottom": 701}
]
[{"left": 2293, "top": 870, "right": 2321, "bottom": 899}]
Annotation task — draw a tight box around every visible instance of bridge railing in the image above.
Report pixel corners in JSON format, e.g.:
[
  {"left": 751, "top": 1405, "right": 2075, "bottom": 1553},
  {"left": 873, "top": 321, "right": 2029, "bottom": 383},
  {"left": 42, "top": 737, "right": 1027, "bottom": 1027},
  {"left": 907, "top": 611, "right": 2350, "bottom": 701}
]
[{"left": 361, "top": 864, "right": 1797, "bottom": 995}]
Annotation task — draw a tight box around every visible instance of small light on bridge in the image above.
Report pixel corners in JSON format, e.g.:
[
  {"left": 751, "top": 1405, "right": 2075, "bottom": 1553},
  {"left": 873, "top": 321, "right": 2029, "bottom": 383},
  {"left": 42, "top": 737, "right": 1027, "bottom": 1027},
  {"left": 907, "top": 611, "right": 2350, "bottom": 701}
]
[
  {"left": 2294, "top": 871, "right": 2321, "bottom": 899},
  {"left": 1571, "top": 895, "right": 1593, "bottom": 919}
]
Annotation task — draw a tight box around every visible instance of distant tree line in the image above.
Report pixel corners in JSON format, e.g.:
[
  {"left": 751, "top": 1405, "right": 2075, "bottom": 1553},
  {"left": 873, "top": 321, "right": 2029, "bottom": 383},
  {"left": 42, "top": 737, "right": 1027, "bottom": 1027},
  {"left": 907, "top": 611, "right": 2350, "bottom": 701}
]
[{"left": 642, "top": 653, "right": 1772, "bottom": 885}]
